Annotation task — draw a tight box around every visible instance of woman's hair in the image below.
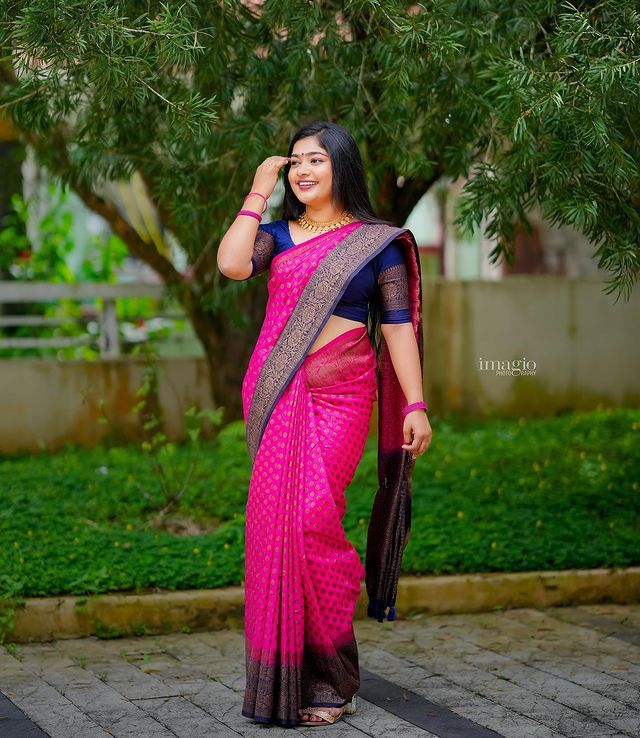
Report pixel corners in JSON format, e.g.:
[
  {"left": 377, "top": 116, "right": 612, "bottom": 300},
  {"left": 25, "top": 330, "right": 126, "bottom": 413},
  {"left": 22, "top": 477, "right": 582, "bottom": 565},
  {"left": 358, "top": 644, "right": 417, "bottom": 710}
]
[{"left": 281, "top": 120, "right": 393, "bottom": 226}]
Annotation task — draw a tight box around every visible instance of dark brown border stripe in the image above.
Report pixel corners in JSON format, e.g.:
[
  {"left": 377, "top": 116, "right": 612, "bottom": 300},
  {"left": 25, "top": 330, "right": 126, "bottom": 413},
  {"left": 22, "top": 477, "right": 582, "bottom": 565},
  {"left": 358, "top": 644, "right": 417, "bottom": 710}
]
[
  {"left": 0, "top": 691, "right": 50, "bottom": 737},
  {"left": 358, "top": 668, "right": 505, "bottom": 738}
]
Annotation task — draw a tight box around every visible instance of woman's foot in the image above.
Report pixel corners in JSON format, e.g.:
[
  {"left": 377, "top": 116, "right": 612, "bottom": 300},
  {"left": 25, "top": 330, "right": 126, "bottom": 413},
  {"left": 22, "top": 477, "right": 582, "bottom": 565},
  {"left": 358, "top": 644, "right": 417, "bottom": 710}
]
[
  {"left": 298, "top": 696, "right": 356, "bottom": 724},
  {"left": 298, "top": 705, "right": 343, "bottom": 723}
]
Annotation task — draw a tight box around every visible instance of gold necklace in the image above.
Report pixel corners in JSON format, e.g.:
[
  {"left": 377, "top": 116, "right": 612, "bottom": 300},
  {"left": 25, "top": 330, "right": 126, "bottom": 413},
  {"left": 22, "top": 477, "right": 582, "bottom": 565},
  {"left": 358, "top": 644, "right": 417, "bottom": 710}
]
[{"left": 297, "top": 209, "right": 355, "bottom": 233}]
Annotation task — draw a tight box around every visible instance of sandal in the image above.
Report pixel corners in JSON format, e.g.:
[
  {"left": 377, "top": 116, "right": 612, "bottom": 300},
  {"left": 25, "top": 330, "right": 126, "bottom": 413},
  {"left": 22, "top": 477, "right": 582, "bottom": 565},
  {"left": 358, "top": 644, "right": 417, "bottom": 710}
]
[{"left": 299, "top": 695, "right": 357, "bottom": 726}]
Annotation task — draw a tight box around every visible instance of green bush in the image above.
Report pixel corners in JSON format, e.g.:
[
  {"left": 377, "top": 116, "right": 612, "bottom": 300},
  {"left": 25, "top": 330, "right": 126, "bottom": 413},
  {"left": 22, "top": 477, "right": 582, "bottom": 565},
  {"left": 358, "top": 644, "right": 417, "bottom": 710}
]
[{"left": 0, "top": 409, "right": 638, "bottom": 603}]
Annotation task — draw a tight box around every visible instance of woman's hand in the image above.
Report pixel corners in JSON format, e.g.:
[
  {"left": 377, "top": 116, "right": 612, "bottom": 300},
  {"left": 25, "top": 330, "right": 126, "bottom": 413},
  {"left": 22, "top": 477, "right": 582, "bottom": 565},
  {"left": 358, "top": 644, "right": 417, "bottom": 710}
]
[
  {"left": 402, "top": 411, "right": 432, "bottom": 459},
  {"left": 251, "top": 155, "right": 291, "bottom": 199}
]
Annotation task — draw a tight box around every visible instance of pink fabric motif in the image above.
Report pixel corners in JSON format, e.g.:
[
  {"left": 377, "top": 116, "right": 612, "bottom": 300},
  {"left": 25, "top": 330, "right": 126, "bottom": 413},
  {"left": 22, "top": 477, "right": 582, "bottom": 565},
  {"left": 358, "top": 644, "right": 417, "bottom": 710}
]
[{"left": 244, "top": 326, "right": 376, "bottom": 653}]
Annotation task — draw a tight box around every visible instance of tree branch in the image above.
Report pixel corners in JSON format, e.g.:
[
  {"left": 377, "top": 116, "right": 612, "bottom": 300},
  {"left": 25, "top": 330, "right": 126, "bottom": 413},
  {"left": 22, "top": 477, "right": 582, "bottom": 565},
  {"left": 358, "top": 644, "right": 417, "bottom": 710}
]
[
  {"left": 73, "top": 184, "right": 185, "bottom": 286},
  {"left": 22, "top": 127, "right": 186, "bottom": 287}
]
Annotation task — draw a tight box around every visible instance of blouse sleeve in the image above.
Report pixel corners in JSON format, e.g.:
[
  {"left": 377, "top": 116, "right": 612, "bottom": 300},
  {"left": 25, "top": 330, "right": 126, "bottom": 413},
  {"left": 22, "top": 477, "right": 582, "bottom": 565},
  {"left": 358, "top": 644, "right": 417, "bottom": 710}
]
[
  {"left": 376, "top": 240, "right": 411, "bottom": 324},
  {"left": 241, "top": 225, "right": 276, "bottom": 279}
]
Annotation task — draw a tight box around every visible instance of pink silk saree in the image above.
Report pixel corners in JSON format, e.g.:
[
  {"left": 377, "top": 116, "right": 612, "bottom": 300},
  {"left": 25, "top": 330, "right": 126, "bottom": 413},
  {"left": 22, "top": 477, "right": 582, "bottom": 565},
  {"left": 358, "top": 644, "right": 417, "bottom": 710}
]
[{"left": 241, "top": 220, "right": 424, "bottom": 726}]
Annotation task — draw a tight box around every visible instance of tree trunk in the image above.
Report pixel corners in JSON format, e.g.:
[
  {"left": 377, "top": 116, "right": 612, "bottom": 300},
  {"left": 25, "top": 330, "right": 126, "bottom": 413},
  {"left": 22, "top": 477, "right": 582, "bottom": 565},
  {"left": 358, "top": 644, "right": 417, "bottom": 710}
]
[
  {"left": 187, "top": 286, "right": 267, "bottom": 423},
  {"left": 374, "top": 168, "right": 442, "bottom": 226},
  {"left": 70, "top": 179, "right": 267, "bottom": 421}
]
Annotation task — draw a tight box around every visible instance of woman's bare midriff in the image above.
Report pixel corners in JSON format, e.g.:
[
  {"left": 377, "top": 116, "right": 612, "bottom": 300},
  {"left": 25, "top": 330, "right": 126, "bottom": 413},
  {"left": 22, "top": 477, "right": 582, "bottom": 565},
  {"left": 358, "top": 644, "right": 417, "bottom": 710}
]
[{"left": 308, "top": 315, "right": 366, "bottom": 356}]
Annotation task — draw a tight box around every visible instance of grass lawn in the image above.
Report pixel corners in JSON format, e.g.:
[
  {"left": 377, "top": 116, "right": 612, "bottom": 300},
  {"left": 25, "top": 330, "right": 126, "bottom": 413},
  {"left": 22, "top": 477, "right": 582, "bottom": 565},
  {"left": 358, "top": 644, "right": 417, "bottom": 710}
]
[{"left": 1, "top": 408, "right": 638, "bottom": 601}]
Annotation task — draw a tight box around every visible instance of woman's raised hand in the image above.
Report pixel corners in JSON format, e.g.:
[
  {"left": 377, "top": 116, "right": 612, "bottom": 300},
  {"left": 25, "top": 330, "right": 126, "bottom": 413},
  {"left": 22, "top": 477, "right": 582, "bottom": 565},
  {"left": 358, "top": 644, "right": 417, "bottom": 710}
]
[{"left": 251, "top": 156, "right": 291, "bottom": 199}]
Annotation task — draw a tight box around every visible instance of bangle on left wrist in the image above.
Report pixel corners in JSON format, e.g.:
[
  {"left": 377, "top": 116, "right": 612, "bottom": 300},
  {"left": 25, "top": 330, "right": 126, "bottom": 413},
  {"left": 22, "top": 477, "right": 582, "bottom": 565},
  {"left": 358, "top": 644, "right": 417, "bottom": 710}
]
[{"left": 402, "top": 400, "right": 428, "bottom": 418}]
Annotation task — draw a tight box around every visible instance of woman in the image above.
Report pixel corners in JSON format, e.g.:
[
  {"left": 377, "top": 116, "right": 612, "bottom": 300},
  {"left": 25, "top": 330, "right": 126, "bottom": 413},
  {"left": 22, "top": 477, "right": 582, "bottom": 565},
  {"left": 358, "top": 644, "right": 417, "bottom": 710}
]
[{"left": 217, "top": 121, "right": 432, "bottom": 727}]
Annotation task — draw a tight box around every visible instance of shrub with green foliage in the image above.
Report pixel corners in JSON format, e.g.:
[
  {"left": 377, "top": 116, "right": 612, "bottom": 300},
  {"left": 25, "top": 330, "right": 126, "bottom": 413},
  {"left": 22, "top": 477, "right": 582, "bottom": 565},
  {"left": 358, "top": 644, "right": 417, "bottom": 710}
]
[{"left": 0, "top": 409, "right": 638, "bottom": 612}]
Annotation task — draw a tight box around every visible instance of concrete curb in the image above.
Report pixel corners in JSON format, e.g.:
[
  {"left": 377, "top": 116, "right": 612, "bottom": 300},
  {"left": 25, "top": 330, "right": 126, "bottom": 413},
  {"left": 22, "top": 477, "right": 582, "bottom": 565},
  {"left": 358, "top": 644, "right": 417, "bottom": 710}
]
[{"left": 4, "top": 566, "right": 640, "bottom": 643}]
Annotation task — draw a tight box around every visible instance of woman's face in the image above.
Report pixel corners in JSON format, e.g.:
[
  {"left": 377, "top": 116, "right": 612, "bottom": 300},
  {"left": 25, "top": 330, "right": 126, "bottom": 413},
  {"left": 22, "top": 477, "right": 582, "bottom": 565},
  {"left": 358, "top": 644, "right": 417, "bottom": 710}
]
[{"left": 287, "top": 135, "right": 333, "bottom": 208}]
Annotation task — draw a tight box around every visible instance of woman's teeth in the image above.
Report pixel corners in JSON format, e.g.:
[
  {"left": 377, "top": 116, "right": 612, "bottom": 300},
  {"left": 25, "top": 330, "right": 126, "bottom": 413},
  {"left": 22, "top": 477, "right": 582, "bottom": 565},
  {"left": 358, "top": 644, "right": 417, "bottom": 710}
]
[{"left": 298, "top": 181, "right": 317, "bottom": 189}]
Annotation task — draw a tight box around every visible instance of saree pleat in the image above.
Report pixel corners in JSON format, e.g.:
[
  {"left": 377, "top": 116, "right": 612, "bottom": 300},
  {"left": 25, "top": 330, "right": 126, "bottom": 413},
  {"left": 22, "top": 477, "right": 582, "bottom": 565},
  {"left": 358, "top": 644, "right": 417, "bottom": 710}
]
[{"left": 241, "top": 220, "right": 424, "bottom": 726}]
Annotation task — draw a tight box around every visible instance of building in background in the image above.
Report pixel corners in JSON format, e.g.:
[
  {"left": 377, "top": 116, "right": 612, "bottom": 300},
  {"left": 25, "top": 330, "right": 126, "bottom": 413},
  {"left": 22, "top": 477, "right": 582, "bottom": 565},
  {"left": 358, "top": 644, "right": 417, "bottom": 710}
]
[{"left": 407, "top": 176, "right": 610, "bottom": 281}]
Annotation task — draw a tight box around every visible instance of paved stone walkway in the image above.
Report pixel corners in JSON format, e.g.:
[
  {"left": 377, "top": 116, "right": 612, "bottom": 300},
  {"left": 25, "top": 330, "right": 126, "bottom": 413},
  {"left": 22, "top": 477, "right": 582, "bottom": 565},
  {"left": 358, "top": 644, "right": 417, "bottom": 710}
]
[{"left": 1, "top": 603, "right": 639, "bottom": 737}]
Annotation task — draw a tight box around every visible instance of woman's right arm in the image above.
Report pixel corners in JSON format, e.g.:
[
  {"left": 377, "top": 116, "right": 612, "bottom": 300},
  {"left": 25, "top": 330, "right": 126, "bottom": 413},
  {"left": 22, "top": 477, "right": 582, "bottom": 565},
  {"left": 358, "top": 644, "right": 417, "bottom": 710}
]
[{"left": 217, "top": 155, "right": 290, "bottom": 281}]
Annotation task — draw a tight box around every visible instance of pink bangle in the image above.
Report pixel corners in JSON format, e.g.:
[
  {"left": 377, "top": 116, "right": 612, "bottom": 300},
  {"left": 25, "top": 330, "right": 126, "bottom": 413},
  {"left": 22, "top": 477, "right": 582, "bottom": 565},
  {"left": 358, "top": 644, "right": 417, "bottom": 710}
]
[
  {"left": 244, "top": 191, "right": 268, "bottom": 214},
  {"left": 402, "top": 401, "right": 428, "bottom": 418},
  {"left": 237, "top": 209, "right": 262, "bottom": 222}
]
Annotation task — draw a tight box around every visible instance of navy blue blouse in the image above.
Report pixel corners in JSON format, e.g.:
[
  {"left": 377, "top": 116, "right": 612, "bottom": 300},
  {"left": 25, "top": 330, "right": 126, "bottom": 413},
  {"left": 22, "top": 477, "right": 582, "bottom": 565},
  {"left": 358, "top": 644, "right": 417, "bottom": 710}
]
[{"left": 245, "top": 220, "right": 411, "bottom": 324}]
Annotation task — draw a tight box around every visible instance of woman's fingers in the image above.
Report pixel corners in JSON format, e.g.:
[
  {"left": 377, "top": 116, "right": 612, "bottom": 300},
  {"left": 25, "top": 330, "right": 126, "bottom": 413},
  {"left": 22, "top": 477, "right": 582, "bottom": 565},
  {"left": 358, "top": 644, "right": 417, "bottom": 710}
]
[
  {"left": 258, "top": 155, "right": 289, "bottom": 173},
  {"left": 420, "top": 432, "right": 431, "bottom": 453},
  {"left": 403, "top": 433, "right": 431, "bottom": 458},
  {"left": 402, "top": 433, "right": 418, "bottom": 449},
  {"left": 402, "top": 438, "right": 421, "bottom": 458},
  {"left": 402, "top": 418, "right": 433, "bottom": 458}
]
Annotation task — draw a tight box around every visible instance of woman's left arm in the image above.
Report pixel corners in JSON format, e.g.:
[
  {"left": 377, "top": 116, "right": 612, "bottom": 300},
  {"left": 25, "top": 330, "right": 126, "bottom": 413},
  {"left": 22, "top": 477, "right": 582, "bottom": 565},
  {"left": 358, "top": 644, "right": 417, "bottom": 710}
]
[{"left": 380, "top": 323, "right": 433, "bottom": 459}]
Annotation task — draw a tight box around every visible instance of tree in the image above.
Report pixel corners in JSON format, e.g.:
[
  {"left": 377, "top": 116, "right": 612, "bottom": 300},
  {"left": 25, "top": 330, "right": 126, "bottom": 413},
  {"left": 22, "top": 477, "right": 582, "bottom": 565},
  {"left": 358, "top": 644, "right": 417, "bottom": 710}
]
[{"left": 1, "top": 0, "right": 638, "bottom": 416}]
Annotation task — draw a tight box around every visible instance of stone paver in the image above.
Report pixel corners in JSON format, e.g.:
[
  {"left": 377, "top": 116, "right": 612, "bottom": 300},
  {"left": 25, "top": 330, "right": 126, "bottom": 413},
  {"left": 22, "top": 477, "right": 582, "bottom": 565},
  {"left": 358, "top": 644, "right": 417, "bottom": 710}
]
[
  {"left": 0, "top": 604, "right": 638, "bottom": 737},
  {"left": 0, "top": 651, "right": 111, "bottom": 737}
]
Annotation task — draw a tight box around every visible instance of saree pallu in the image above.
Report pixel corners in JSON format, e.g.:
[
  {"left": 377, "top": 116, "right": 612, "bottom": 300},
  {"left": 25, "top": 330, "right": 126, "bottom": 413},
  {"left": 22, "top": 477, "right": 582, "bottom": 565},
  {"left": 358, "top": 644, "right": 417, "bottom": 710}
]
[{"left": 241, "top": 220, "right": 423, "bottom": 726}]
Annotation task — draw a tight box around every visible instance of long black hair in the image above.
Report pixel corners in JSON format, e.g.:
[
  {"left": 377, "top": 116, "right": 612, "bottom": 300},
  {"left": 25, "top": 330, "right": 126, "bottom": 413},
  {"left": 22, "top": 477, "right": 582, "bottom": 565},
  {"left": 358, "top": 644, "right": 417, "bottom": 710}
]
[{"left": 281, "top": 120, "right": 393, "bottom": 226}]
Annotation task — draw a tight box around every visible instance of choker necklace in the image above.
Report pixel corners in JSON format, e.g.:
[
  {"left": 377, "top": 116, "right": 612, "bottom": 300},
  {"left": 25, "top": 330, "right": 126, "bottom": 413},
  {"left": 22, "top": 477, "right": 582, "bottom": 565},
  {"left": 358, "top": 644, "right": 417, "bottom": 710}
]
[{"left": 297, "top": 210, "right": 355, "bottom": 233}]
